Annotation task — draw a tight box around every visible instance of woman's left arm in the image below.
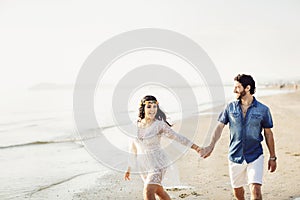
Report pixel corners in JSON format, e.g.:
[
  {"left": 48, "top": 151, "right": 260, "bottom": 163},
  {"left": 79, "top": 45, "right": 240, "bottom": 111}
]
[{"left": 161, "top": 121, "right": 201, "bottom": 153}]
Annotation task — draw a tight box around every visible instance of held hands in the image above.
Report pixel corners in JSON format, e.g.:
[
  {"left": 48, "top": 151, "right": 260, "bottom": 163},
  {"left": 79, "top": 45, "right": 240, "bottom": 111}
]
[
  {"left": 192, "top": 144, "right": 214, "bottom": 158},
  {"left": 192, "top": 144, "right": 202, "bottom": 154},
  {"left": 199, "top": 145, "right": 214, "bottom": 158}
]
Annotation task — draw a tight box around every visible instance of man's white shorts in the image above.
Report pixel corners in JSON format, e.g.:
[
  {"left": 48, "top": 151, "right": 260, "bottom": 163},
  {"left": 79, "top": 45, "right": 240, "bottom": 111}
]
[{"left": 229, "top": 155, "right": 264, "bottom": 188}]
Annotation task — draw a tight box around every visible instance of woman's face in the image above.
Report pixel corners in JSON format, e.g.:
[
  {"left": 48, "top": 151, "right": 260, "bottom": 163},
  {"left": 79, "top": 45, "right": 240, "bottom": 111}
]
[{"left": 144, "top": 102, "right": 158, "bottom": 120}]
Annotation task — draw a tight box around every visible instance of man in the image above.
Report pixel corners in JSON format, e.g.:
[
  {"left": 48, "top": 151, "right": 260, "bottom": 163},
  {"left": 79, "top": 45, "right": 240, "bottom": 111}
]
[{"left": 201, "top": 74, "right": 277, "bottom": 200}]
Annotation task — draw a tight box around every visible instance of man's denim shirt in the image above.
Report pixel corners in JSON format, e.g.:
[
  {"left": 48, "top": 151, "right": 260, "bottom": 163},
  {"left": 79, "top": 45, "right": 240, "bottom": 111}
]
[{"left": 218, "top": 97, "right": 273, "bottom": 164}]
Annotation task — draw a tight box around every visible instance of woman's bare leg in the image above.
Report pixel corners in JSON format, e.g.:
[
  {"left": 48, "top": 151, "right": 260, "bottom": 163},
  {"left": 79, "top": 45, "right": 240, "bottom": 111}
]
[
  {"left": 143, "top": 184, "right": 171, "bottom": 200},
  {"left": 155, "top": 185, "right": 171, "bottom": 200},
  {"left": 143, "top": 184, "right": 157, "bottom": 200}
]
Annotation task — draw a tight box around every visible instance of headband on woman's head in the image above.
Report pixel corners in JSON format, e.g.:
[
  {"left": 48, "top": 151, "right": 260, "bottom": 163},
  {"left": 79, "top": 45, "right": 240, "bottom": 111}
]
[{"left": 139, "top": 100, "right": 159, "bottom": 107}]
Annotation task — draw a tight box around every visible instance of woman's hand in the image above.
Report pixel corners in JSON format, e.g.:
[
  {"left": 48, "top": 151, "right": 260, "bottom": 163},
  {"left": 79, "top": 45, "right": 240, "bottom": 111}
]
[
  {"left": 191, "top": 144, "right": 202, "bottom": 154},
  {"left": 124, "top": 171, "right": 130, "bottom": 181}
]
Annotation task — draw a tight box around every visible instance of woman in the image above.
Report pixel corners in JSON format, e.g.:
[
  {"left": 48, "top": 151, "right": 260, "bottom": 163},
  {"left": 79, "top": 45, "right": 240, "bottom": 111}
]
[{"left": 124, "top": 95, "right": 201, "bottom": 200}]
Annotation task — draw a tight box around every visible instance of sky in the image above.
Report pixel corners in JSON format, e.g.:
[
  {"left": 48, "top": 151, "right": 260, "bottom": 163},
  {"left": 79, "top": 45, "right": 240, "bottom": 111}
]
[{"left": 0, "top": 0, "right": 300, "bottom": 90}]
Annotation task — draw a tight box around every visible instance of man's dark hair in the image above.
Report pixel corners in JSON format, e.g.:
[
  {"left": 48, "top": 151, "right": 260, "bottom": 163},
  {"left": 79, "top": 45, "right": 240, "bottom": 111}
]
[{"left": 234, "top": 74, "right": 256, "bottom": 94}]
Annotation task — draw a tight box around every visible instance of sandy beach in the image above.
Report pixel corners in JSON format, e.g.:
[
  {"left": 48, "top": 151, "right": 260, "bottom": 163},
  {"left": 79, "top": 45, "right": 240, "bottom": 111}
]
[{"left": 72, "top": 90, "right": 300, "bottom": 200}]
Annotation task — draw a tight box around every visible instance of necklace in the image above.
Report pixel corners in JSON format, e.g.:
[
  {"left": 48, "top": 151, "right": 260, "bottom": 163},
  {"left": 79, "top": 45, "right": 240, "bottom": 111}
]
[
  {"left": 241, "top": 104, "right": 250, "bottom": 115},
  {"left": 241, "top": 98, "right": 253, "bottom": 112}
]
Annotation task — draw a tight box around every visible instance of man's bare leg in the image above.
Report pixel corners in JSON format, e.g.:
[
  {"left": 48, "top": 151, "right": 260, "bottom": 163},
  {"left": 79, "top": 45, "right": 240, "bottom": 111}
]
[
  {"left": 249, "top": 183, "right": 262, "bottom": 200},
  {"left": 233, "top": 187, "right": 245, "bottom": 200}
]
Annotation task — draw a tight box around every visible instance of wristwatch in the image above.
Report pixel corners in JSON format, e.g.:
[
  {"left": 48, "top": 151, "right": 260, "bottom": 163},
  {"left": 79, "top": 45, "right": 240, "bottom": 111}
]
[{"left": 269, "top": 156, "right": 277, "bottom": 161}]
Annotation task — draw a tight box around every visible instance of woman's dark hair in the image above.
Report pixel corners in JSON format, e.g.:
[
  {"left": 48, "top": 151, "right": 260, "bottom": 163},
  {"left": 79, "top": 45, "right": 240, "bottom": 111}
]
[
  {"left": 138, "top": 95, "right": 172, "bottom": 127},
  {"left": 234, "top": 74, "right": 256, "bottom": 94}
]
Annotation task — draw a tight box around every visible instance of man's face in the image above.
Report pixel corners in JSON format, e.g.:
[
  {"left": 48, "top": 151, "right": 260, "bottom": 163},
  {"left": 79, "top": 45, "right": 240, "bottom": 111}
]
[{"left": 233, "top": 81, "right": 246, "bottom": 100}]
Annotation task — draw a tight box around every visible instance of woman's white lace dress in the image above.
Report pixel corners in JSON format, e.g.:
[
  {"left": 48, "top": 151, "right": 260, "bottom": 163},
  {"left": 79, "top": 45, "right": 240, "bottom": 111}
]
[{"left": 130, "top": 120, "right": 193, "bottom": 186}]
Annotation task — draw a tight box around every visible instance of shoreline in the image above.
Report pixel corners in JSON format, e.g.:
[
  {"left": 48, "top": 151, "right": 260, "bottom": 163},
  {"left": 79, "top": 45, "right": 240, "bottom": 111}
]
[{"left": 71, "top": 89, "right": 300, "bottom": 199}]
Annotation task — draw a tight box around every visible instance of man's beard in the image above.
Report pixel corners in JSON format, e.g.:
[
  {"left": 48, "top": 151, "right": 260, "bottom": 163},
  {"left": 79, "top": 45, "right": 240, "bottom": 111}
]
[{"left": 236, "top": 89, "right": 246, "bottom": 100}]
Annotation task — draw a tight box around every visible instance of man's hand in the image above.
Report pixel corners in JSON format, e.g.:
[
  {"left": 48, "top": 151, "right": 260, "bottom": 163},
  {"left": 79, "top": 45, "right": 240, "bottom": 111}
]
[
  {"left": 200, "top": 145, "right": 214, "bottom": 158},
  {"left": 268, "top": 160, "right": 277, "bottom": 173},
  {"left": 200, "top": 122, "right": 224, "bottom": 158}
]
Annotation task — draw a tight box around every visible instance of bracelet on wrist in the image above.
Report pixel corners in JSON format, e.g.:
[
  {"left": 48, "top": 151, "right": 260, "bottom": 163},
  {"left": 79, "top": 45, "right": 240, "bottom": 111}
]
[{"left": 269, "top": 156, "right": 277, "bottom": 161}]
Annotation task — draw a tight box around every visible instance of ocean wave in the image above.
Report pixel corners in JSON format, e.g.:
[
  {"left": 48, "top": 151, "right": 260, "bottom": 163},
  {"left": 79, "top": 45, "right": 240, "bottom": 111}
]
[
  {"left": 28, "top": 171, "right": 100, "bottom": 198},
  {"left": 0, "top": 130, "right": 113, "bottom": 149},
  {"left": 0, "top": 117, "right": 58, "bottom": 132},
  {"left": 0, "top": 117, "right": 56, "bottom": 126},
  {"left": 0, "top": 140, "right": 79, "bottom": 149}
]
